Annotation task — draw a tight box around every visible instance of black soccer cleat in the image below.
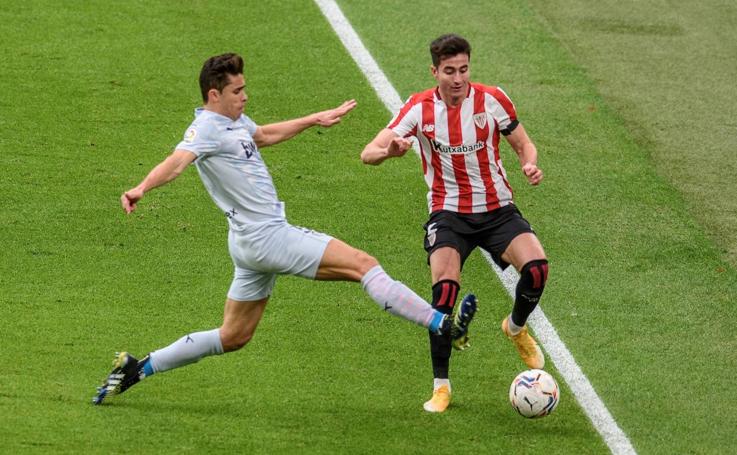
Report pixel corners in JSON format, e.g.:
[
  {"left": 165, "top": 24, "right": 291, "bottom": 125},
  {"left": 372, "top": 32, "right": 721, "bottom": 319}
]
[
  {"left": 92, "top": 352, "right": 146, "bottom": 405},
  {"left": 450, "top": 293, "right": 478, "bottom": 351}
]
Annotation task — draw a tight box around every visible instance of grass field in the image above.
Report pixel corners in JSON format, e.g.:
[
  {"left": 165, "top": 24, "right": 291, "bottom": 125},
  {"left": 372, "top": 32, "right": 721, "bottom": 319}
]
[{"left": 1, "top": 0, "right": 735, "bottom": 453}]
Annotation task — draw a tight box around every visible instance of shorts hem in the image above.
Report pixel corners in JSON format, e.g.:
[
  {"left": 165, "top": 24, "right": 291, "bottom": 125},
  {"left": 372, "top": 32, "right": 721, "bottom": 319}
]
[
  {"left": 425, "top": 242, "right": 463, "bottom": 265},
  {"left": 227, "top": 290, "right": 272, "bottom": 302}
]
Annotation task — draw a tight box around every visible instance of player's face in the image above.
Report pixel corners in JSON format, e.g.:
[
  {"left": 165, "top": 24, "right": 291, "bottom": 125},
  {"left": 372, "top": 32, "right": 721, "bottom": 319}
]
[
  {"left": 432, "top": 53, "right": 470, "bottom": 105},
  {"left": 218, "top": 74, "right": 248, "bottom": 120}
]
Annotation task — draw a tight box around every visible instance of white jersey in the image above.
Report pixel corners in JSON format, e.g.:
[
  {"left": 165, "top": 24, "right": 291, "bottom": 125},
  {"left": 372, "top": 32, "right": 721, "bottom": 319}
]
[{"left": 176, "top": 108, "right": 286, "bottom": 230}]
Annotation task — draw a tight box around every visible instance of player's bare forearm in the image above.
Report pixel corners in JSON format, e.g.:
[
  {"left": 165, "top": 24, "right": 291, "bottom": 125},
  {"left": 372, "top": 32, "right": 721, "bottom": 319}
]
[
  {"left": 360, "top": 143, "right": 391, "bottom": 165},
  {"left": 138, "top": 150, "right": 194, "bottom": 192},
  {"left": 254, "top": 117, "right": 315, "bottom": 147},
  {"left": 514, "top": 141, "right": 543, "bottom": 185},
  {"left": 516, "top": 142, "right": 538, "bottom": 168},
  {"left": 121, "top": 150, "right": 195, "bottom": 213},
  {"left": 519, "top": 144, "right": 543, "bottom": 185},
  {"left": 361, "top": 129, "right": 410, "bottom": 165},
  {"left": 506, "top": 124, "right": 543, "bottom": 185},
  {"left": 255, "top": 99, "right": 357, "bottom": 148}
]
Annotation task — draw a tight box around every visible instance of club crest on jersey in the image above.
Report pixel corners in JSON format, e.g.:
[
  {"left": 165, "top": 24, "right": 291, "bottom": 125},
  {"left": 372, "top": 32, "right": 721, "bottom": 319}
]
[
  {"left": 473, "top": 113, "right": 487, "bottom": 129},
  {"left": 422, "top": 124, "right": 435, "bottom": 133},
  {"left": 184, "top": 128, "right": 197, "bottom": 143}
]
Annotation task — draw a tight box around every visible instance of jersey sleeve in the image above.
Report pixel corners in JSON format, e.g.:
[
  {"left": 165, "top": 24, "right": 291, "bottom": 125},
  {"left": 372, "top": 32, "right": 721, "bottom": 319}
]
[
  {"left": 242, "top": 115, "right": 258, "bottom": 136},
  {"left": 486, "top": 86, "right": 519, "bottom": 136},
  {"left": 175, "top": 122, "right": 220, "bottom": 157},
  {"left": 386, "top": 96, "right": 419, "bottom": 138}
]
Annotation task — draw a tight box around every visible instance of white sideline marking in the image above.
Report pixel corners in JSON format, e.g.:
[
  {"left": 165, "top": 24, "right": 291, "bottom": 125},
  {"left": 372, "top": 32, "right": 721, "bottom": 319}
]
[
  {"left": 314, "top": 1, "right": 636, "bottom": 454},
  {"left": 483, "top": 254, "right": 636, "bottom": 455}
]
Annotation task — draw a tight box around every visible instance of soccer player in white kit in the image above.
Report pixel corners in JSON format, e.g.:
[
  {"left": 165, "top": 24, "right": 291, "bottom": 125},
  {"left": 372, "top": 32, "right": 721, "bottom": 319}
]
[
  {"left": 362, "top": 34, "right": 549, "bottom": 413},
  {"left": 92, "top": 53, "right": 476, "bottom": 405}
]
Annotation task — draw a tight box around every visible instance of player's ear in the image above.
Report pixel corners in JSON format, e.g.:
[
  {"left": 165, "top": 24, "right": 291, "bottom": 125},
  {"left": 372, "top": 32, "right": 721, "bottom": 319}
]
[
  {"left": 207, "top": 88, "right": 220, "bottom": 103},
  {"left": 430, "top": 65, "right": 439, "bottom": 79}
]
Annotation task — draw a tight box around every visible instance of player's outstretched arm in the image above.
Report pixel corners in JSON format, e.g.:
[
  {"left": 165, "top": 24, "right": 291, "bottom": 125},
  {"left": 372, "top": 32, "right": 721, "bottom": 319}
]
[
  {"left": 253, "top": 99, "right": 357, "bottom": 148},
  {"left": 360, "top": 128, "right": 412, "bottom": 165},
  {"left": 121, "top": 149, "right": 196, "bottom": 214},
  {"left": 506, "top": 123, "right": 543, "bottom": 186}
]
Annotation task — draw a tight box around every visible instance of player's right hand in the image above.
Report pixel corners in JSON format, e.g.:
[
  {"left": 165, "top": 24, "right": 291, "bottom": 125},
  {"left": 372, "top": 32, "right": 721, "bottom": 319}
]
[
  {"left": 121, "top": 188, "right": 144, "bottom": 214},
  {"left": 387, "top": 137, "right": 411, "bottom": 157}
]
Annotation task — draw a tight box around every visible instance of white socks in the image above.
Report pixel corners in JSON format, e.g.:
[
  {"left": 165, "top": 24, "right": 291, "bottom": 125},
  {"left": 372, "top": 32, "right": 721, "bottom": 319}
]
[
  {"left": 434, "top": 378, "right": 451, "bottom": 392},
  {"left": 149, "top": 328, "right": 224, "bottom": 373},
  {"left": 506, "top": 314, "right": 524, "bottom": 335},
  {"left": 361, "top": 265, "right": 443, "bottom": 331},
  {"left": 146, "top": 267, "right": 443, "bottom": 374}
]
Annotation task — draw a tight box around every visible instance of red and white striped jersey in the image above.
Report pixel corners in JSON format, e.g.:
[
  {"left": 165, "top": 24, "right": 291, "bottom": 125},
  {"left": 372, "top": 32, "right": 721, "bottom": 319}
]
[{"left": 388, "top": 83, "right": 518, "bottom": 214}]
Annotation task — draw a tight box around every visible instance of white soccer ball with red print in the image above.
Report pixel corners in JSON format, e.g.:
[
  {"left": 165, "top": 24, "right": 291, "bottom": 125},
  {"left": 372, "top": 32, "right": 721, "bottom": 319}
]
[{"left": 509, "top": 369, "right": 560, "bottom": 418}]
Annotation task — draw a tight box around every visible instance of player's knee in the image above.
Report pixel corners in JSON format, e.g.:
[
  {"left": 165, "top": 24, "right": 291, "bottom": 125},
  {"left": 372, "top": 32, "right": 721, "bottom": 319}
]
[
  {"left": 355, "top": 250, "right": 379, "bottom": 275},
  {"left": 518, "top": 259, "right": 549, "bottom": 302}
]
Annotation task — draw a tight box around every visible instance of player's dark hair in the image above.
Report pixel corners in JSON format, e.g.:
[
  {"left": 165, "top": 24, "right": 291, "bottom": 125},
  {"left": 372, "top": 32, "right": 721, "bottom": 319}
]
[
  {"left": 199, "top": 53, "right": 244, "bottom": 103},
  {"left": 430, "top": 34, "right": 472, "bottom": 67}
]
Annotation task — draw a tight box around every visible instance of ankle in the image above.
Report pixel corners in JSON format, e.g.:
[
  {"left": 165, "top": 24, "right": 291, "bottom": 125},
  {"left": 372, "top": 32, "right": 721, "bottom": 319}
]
[
  {"left": 433, "top": 378, "right": 451, "bottom": 392},
  {"left": 506, "top": 315, "right": 524, "bottom": 336},
  {"left": 139, "top": 355, "right": 154, "bottom": 377}
]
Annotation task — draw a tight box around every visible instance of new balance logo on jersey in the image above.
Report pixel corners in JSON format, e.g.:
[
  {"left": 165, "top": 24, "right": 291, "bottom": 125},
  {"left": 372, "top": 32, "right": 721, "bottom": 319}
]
[
  {"left": 422, "top": 124, "right": 435, "bottom": 133},
  {"left": 431, "top": 139, "right": 484, "bottom": 154}
]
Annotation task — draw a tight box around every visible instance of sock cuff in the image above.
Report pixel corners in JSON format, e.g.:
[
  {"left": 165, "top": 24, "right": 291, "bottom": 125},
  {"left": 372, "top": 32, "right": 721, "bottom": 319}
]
[
  {"left": 434, "top": 378, "right": 451, "bottom": 392},
  {"left": 360, "top": 265, "right": 385, "bottom": 289},
  {"left": 431, "top": 279, "right": 460, "bottom": 290},
  {"left": 432, "top": 279, "right": 460, "bottom": 311},
  {"left": 209, "top": 328, "right": 224, "bottom": 355},
  {"left": 507, "top": 314, "right": 524, "bottom": 335},
  {"left": 142, "top": 357, "right": 155, "bottom": 376}
]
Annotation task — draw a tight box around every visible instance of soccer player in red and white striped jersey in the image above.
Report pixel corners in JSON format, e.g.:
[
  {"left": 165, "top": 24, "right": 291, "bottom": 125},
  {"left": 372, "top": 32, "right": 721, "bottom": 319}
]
[{"left": 362, "top": 34, "right": 550, "bottom": 413}]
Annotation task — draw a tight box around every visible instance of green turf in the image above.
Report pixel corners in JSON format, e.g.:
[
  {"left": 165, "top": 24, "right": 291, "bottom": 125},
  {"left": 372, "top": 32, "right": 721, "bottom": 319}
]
[
  {"left": 526, "top": 0, "right": 737, "bottom": 268},
  {"left": 340, "top": 0, "right": 737, "bottom": 453},
  {"left": 0, "top": 1, "right": 597, "bottom": 453},
  {"left": 1, "top": 0, "right": 735, "bottom": 453}
]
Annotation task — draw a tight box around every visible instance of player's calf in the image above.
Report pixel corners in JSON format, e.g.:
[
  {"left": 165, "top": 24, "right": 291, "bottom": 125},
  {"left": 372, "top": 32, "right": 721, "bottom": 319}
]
[
  {"left": 503, "top": 258, "right": 548, "bottom": 369},
  {"left": 220, "top": 329, "right": 254, "bottom": 352},
  {"left": 428, "top": 279, "right": 460, "bottom": 378},
  {"left": 511, "top": 259, "right": 548, "bottom": 328}
]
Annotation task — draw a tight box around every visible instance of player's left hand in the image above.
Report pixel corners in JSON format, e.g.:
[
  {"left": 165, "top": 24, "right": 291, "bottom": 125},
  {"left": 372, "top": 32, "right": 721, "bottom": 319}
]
[
  {"left": 314, "top": 99, "right": 357, "bottom": 127},
  {"left": 522, "top": 163, "right": 543, "bottom": 185}
]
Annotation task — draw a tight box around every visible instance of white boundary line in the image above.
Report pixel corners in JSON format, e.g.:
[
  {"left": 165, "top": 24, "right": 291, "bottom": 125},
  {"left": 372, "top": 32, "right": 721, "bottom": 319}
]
[{"left": 314, "top": 1, "right": 636, "bottom": 454}]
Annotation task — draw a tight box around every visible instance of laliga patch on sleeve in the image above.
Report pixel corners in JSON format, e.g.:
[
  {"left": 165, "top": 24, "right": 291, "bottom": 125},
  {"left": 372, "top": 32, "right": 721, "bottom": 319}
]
[{"left": 184, "top": 128, "right": 197, "bottom": 143}]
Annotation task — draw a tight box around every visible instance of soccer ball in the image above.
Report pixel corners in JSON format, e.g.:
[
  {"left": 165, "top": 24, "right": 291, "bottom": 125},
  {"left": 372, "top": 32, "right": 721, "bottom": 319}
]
[{"left": 509, "top": 369, "right": 560, "bottom": 418}]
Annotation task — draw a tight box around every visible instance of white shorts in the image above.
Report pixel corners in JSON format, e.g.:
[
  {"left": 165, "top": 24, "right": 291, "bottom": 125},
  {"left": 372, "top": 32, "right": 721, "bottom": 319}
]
[{"left": 227, "top": 221, "right": 332, "bottom": 301}]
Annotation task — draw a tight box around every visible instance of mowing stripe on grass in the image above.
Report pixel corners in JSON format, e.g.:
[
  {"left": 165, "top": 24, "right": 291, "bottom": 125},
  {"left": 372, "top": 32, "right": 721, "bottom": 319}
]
[{"left": 314, "top": 1, "right": 636, "bottom": 453}]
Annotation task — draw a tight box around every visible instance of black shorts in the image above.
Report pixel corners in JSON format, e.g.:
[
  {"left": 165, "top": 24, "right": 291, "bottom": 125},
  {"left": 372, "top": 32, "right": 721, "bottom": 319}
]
[{"left": 422, "top": 204, "right": 535, "bottom": 270}]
